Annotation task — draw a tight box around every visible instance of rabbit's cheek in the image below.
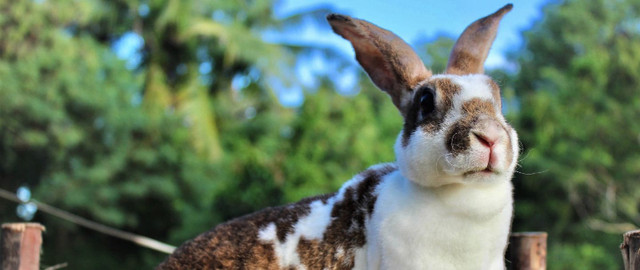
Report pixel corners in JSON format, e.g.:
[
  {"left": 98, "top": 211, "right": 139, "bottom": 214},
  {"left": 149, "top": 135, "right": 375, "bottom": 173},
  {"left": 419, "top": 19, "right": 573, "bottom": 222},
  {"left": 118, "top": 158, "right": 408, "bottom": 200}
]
[
  {"left": 459, "top": 148, "right": 491, "bottom": 174},
  {"left": 489, "top": 128, "right": 518, "bottom": 173}
]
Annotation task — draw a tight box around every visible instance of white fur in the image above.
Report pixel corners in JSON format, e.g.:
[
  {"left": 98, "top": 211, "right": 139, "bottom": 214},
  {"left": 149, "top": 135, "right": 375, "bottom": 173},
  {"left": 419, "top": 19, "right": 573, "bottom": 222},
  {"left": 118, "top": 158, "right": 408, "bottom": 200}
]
[
  {"left": 295, "top": 200, "right": 334, "bottom": 239},
  {"left": 378, "top": 73, "right": 518, "bottom": 269},
  {"left": 432, "top": 74, "right": 501, "bottom": 124},
  {"left": 397, "top": 74, "right": 517, "bottom": 188},
  {"left": 256, "top": 173, "right": 377, "bottom": 269},
  {"left": 258, "top": 223, "right": 305, "bottom": 268},
  {"left": 508, "top": 128, "right": 520, "bottom": 173},
  {"left": 352, "top": 247, "right": 368, "bottom": 270},
  {"left": 448, "top": 74, "right": 496, "bottom": 106},
  {"left": 258, "top": 200, "right": 335, "bottom": 269},
  {"left": 364, "top": 170, "right": 513, "bottom": 270}
]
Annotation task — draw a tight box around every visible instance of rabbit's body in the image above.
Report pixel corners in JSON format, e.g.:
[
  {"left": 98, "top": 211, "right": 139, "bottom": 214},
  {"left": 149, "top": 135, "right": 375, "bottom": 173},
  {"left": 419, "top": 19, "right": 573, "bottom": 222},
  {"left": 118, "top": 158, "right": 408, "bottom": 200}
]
[
  {"left": 159, "top": 164, "right": 394, "bottom": 270},
  {"left": 159, "top": 162, "right": 512, "bottom": 270},
  {"left": 159, "top": 4, "right": 518, "bottom": 270}
]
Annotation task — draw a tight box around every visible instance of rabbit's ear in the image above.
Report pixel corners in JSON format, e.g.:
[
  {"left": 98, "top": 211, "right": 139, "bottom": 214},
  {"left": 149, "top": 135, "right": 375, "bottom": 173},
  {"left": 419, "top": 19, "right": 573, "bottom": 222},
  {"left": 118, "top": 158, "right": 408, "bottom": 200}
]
[
  {"left": 328, "top": 14, "right": 431, "bottom": 115},
  {"left": 446, "top": 4, "right": 512, "bottom": 75}
]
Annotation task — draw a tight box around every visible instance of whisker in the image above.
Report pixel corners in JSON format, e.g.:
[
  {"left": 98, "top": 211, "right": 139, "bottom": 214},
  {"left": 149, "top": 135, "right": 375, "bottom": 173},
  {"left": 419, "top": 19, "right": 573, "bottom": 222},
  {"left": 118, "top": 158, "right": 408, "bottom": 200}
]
[
  {"left": 514, "top": 169, "right": 549, "bottom": 176},
  {"left": 517, "top": 149, "right": 533, "bottom": 163},
  {"left": 449, "top": 130, "right": 465, "bottom": 153}
]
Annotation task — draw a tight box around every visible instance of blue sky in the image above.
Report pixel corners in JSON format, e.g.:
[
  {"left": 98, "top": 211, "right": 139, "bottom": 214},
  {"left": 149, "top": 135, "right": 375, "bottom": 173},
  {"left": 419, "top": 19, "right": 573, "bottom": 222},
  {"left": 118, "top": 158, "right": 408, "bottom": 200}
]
[
  {"left": 113, "top": 1, "right": 552, "bottom": 107},
  {"left": 269, "top": 0, "right": 552, "bottom": 106},
  {"left": 276, "top": 0, "right": 550, "bottom": 69}
]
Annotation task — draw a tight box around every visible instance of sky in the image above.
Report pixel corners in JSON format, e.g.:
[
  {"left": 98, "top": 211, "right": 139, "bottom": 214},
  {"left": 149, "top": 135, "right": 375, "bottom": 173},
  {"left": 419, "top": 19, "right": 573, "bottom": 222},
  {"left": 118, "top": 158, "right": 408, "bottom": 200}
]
[
  {"left": 267, "top": 0, "right": 552, "bottom": 106},
  {"left": 275, "top": 0, "right": 550, "bottom": 69},
  {"left": 113, "top": 0, "right": 552, "bottom": 107}
]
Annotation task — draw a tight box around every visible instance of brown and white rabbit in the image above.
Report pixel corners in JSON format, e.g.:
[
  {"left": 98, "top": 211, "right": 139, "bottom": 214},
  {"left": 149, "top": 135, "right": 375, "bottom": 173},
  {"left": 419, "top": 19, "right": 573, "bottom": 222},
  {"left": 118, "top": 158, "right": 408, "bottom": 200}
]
[{"left": 158, "top": 4, "right": 518, "bottom": 270}]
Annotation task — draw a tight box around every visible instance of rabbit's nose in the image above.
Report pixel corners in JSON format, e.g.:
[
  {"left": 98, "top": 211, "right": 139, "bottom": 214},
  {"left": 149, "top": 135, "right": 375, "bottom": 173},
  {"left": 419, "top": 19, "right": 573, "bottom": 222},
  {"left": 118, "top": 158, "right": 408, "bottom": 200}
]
[
  {"left": 473, "top": 132, "right": 496, "bottom": 148},
  {"left": 472, "top": 120, "right": 503, "bottom": 149}
]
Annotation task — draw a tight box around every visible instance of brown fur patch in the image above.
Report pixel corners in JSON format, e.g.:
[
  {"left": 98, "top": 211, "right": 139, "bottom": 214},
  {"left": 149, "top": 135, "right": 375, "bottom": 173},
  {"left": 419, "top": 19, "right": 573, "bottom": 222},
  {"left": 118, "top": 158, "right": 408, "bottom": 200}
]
[
  {"left": 446, "top": 51, "right": 482, "bottom": 75},
  {"left": 462, "top": 98, "right": 496, "bottom": 116},
  {"left": 156, "top": 194, "right": 332, "bottom": 270},
  {"left": 446, "top": 120, "right": 473, "bottom": 156},
  {"left": 157, "top": 165, "right": 396, "bottom": 270},
  {"left": 446, "top": 98, "right": 498, "bottom": 156},
  {"left": 402, "top": 78, "right": 461, "bottom": 147},
  {"left": 433, "top": 77, "right": 462, "bottom": 112},
  {"left": 297, "top": 238, "right": 355, "bottom": 270},
  {"left": 156, "top": 217, "right": 280, "bottom": 270},
  {"left": 276, "top": 194, "right": 332, "bottom": 242},
  {"left": 296, "top": 165, "right": 397, "bottom": 269}
]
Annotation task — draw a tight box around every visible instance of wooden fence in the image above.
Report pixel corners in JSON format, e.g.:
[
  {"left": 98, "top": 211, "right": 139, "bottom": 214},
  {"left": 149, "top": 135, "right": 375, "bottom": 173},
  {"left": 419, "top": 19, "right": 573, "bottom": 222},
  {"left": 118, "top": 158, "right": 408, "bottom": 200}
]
[
  {"left": 507, "top": 232, "right": 547, "bottom": 270},
  {"left": 1, "top": 222, "right": 639, "bottom": 269},
  {"left": 1, "top": 223, "right": 44, "bottom": 270},
  {"left": 621, "top": 230, "right": 640, "bottom": 270}
]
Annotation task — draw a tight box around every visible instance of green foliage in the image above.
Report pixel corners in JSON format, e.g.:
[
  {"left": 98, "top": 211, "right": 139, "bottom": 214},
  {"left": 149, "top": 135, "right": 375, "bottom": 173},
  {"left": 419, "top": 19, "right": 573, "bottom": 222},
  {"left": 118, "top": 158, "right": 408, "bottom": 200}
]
[
  {"left": 510, "top": 0, "right": 640, "bottom": 268},
  {"left": 0, "top": 1, "right": 224, "bottom": 268},
  {"left": 0, "top": 0, "right": 370, "bottom": 268},
  {"left": 549, "top": 242, "right": 619, "bottom": 270},
  {"left": 1, "top": 0, "right": 639, "bottom": 268},
  {"left": 281, "top": 79, "right": 401, "bottom": 202},
  {"left": 204, "top": 76, "right": 401, "bottom": 221}
]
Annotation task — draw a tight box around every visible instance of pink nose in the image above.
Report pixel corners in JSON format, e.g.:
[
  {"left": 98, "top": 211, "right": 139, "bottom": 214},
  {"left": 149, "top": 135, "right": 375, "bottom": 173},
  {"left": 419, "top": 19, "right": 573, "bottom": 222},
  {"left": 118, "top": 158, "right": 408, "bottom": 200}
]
[{"left": 472, "top": 122, "right": 502, "bottom": 148}]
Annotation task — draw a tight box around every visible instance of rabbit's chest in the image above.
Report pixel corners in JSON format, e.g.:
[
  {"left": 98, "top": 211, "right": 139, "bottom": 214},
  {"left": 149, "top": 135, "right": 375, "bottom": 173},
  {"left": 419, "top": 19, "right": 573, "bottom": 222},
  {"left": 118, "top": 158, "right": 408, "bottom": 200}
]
[{"left": 365, "top": 172, "right": 513, "bottom": 269}]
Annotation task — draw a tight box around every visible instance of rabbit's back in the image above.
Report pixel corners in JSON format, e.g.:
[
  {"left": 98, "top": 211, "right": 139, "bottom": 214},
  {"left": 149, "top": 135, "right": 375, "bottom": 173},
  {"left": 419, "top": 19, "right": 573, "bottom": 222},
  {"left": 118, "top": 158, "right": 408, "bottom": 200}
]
[{"left": 157, "top": 164, "right": 397, "bottom": 270}]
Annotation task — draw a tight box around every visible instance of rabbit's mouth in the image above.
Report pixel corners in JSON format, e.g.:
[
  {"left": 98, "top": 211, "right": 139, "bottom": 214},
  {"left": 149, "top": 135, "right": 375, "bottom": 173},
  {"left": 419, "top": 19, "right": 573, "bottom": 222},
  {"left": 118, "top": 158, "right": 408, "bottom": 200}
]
[{"left": 464, "top": 165, "right": 497, "bottom": 176}]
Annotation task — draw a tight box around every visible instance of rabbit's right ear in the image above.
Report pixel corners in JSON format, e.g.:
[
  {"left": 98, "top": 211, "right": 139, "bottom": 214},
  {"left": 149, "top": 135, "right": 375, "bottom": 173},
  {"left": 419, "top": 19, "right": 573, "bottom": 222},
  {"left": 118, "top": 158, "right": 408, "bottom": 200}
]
[{"left": 327, "top": 14, "right": 431, "bottom": 116}]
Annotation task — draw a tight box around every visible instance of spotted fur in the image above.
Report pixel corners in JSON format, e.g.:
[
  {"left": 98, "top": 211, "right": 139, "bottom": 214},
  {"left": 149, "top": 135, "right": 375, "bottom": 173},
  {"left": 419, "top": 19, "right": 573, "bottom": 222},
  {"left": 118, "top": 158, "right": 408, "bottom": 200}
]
[
  {"left": 446, "top": 98, "right": 498, "bottom": 155},
  {"left": 401, "top": 77, "right": 463, "bottom": 146},
  {"left": 158, "top": 165, "right": 396, "bottom": 270},
  {"left": 158, "top": 4, "right": 517, "bottom": 270}
]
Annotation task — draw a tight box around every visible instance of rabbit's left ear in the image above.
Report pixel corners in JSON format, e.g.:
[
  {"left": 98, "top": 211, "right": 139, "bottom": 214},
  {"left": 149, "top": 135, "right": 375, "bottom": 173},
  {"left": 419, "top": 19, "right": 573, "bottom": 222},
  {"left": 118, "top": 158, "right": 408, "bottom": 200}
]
[
  {"left": 327, "top": 14, "right": 431, "bottom": 116},
  {"left": 446, "top": 4, "right": 513, "bottom": 75}
]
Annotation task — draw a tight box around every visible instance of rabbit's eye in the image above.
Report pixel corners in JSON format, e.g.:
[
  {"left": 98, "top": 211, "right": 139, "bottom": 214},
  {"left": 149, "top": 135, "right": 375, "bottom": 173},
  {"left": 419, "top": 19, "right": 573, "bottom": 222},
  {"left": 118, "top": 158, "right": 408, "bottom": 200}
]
[{"left": 420, "top": 90, "right": 436, "bottom": 117}]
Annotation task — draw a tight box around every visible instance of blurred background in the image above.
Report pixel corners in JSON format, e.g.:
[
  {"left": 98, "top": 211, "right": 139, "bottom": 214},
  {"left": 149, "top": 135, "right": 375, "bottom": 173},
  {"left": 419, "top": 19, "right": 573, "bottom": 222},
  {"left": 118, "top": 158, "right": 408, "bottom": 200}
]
[{"left": 1, "top": 0, "right": 639, "bottom": 269}]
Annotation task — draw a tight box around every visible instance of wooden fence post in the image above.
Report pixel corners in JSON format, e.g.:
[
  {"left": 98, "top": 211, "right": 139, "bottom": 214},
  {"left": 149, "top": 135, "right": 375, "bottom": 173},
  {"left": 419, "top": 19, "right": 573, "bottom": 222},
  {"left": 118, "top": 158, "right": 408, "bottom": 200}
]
[
  {"left": 507, "top": 232, "right": 547, "bottom": 270},
  {"left": 621, "top": 229, "right": 640, "bottom": 270},
  {"left": 1, "top": 223, "right": 45, "bottom": 270}
]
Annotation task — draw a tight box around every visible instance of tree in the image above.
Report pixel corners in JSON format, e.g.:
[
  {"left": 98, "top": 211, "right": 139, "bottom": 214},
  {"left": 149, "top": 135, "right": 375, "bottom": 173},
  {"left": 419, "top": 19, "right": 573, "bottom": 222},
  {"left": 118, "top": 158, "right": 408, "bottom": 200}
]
[
  {"left": 0, "top": 1, "right": 226, "bottom": 268},
  {"left": 280, "top": 77, "right": 401, "bottom": 202},
  {"left": 0, "top": 0, "right": 340, "bottom": 268},
  {"left": 510, "top": 0, "right": 640, "bottom": 268}
]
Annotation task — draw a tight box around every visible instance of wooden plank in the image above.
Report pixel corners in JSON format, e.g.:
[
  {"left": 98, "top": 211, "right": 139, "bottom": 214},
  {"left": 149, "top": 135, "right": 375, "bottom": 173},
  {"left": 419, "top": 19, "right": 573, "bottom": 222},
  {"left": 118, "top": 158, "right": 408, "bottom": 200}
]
[
  {"left": 507, "top": 232, "right": 547, "bottom": 270},
  {"left": 1, "top": 223, "right": 45, "bottom": 270},
  {"left": 621, "top": 229, "right": 640, "bottom": 270}
]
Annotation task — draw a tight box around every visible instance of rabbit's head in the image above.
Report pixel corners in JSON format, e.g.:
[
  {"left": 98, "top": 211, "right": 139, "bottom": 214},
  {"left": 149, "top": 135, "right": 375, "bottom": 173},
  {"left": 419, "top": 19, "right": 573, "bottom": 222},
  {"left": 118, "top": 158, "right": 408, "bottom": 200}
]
[{"left": 328, "top": 4, "right": 519, "bottom": 187}]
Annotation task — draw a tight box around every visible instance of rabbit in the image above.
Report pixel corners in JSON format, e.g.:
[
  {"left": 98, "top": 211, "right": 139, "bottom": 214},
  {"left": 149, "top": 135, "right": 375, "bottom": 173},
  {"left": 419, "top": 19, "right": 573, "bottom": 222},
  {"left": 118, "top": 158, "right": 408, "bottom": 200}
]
[{"left": 157, "top": 3, "right": 518, "bottom": 270}]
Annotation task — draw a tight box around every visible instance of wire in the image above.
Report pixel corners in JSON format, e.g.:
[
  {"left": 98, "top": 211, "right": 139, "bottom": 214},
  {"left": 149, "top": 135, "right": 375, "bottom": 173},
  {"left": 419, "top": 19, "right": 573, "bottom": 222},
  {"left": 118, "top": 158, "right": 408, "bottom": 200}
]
[{"left": 0, "top": 188, "right": 176, "bottom": 254}]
